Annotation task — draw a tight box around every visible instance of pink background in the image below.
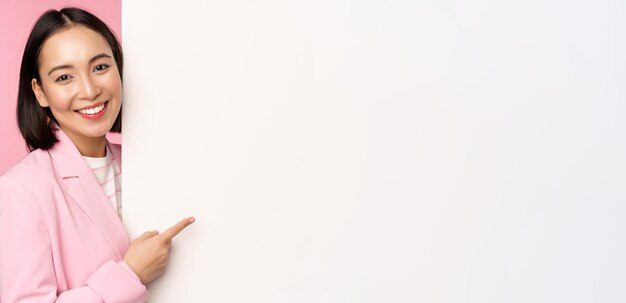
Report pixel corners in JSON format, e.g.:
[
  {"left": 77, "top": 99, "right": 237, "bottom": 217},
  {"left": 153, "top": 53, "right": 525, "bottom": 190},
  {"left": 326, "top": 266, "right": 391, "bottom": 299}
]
[{"left": 0, "top": 0, "right": 121, "bottom": 174}]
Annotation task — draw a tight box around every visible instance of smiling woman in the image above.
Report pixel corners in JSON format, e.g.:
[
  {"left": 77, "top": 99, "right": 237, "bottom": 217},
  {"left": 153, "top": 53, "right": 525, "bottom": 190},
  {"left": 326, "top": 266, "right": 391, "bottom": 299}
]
[
  {"left": 31, "top": 25, "right": 122, "bottom": 157},
  {"left": 0, "top": 7, "right": 194, "bottom": 302}
]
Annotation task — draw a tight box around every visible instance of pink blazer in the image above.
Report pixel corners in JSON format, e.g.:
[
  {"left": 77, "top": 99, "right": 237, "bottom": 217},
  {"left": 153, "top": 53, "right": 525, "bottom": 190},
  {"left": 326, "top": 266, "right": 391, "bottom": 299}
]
[{"left": 0, "top": 129, "right": 150, "bottom": 303}]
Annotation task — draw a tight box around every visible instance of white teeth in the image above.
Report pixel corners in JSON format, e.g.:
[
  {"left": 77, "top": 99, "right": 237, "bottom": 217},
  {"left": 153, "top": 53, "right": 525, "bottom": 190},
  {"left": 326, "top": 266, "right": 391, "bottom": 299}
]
[{"left": 78, "top": 103, "right": 105, "bottom": 115}]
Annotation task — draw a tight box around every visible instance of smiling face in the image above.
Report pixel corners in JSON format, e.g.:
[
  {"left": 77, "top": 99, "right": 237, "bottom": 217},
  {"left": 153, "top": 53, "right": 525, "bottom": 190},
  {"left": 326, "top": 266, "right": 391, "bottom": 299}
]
[{"left": 32, "top": 24, "right": 122, "bottom": 156}]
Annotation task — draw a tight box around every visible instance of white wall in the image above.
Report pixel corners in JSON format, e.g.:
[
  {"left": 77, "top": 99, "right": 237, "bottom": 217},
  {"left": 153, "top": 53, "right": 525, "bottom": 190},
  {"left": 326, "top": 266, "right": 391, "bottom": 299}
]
[{"left": 122, "top": 1, "right": 626, "bottom": 302}]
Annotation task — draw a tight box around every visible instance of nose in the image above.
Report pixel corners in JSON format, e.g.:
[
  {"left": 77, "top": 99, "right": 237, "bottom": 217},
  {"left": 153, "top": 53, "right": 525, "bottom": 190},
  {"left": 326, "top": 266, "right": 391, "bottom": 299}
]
[{"left": 78, "top": 74, "right": 101, "bottom": 100}]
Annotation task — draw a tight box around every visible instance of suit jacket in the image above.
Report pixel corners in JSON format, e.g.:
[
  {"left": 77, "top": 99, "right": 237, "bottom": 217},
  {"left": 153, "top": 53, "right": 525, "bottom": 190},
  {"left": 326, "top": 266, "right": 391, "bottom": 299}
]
[{"left": 0, "top": 129, "right": 150, "bottom": 303}]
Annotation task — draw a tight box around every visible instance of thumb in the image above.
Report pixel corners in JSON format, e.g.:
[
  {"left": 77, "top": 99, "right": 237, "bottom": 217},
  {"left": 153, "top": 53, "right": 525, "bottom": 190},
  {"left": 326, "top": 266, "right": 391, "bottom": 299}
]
[{"left": 137, "top": 230, "right": 159, "bottom": 240}]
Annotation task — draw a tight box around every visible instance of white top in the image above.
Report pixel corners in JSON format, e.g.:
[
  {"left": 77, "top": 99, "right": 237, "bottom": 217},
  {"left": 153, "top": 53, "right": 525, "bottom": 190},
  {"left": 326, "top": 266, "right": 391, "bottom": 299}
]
[{"left": 82, "top": 146, "right": 122, "bottom": 220}]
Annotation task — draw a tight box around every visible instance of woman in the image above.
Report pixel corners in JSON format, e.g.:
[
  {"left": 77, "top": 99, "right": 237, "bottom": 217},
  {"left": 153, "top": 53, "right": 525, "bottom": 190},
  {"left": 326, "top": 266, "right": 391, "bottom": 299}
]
[{"left": 0, "top": 7, "right": 194, "bottom": 302}]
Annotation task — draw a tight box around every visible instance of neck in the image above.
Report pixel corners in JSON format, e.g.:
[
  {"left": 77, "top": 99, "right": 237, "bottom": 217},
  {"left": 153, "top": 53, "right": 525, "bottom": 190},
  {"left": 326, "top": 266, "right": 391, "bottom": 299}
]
[
  {"left": 61, "top": 128, "right": 107, "bottom": 157},
  {"left": 77, "top": 139, "right": 107, "bottom": 157}
]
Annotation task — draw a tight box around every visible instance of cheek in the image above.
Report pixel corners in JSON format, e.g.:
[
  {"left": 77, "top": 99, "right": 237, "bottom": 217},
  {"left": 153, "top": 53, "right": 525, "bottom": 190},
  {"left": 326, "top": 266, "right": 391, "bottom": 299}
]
[
  {"left": 103, "top": 71, "right": 123, "bottom": 99},
  {"left": 42, "top": 84, "right": 76, "bottom": 111},
  {"left": 102, "top": 73, "right": 123, "bottom": 116}
]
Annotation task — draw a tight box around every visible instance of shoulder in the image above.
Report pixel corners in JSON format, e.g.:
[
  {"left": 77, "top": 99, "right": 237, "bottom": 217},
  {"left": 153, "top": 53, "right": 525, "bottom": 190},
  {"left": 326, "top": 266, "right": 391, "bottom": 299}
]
[
  {"left": 106, "top": 137, "right": 121, "bottom": 155},
  {"left": 110, "top": 143, "right": 121, "bottom": 153},
  {"left": 0, "top": 149, "right": 55, "bottom": 194},
  {"left": 107, "top": 141, "right": 122, "bottom": 167},
  {"left": 0, "top": 150, "right": 60, "bottom": 219}
]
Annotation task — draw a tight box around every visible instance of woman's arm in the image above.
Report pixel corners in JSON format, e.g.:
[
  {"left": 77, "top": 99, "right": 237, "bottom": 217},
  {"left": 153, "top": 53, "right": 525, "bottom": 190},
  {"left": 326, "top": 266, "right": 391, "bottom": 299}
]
[{"left": 0, "top": 176, "right": 149, "bottom": 303}]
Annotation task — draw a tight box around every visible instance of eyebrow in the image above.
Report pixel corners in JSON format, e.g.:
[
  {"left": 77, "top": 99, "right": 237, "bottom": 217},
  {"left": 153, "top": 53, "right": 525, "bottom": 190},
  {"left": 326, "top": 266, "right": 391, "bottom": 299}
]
[{"left": 47, "top": 53, "right": 113, "bottom": 76}]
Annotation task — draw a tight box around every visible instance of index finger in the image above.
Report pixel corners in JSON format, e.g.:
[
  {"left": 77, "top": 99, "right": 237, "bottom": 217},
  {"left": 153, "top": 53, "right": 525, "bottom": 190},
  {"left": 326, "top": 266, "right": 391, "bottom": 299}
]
[{"left": 160, "top": 217, "right": 195, "bottom": 241}]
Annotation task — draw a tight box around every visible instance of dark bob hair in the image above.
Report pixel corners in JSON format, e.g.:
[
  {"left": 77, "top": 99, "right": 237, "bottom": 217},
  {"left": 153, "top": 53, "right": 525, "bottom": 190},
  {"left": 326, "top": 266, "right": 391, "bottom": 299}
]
[{"left": 17, "top": 7, "right": 123, "bottom": 151}]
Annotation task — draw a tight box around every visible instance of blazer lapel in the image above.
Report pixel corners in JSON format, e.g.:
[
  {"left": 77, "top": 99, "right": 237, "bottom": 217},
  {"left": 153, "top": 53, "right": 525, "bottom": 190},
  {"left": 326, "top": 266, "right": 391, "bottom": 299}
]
[
  {"left": 107, "top": 140, "right": 122, "bottom": 171},
  {"left": 48, "top": 129, "right": 129, "bottom": 260}
]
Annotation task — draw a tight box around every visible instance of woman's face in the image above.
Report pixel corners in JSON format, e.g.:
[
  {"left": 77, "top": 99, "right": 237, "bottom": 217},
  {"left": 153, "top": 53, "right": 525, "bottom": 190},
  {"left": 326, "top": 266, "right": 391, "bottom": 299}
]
[{"left": 32, "top": 24, "right": 122, "bottom": 145}]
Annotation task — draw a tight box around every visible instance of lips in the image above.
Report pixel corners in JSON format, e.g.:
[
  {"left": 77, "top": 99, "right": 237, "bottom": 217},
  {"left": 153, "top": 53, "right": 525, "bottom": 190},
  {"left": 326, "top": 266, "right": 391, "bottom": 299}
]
[
  {"left": 75, "top": 101, "right": 108, "bottom": 120},
  {"left": 75, "top": 101, "right": 107, "bottom": 113}
]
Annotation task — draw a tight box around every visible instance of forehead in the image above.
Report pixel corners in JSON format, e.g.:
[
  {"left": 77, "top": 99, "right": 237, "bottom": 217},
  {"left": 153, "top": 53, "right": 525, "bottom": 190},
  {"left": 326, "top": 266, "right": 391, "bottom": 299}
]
[{"left": 38, "top": 25, "right": 112, "bottom": 68}]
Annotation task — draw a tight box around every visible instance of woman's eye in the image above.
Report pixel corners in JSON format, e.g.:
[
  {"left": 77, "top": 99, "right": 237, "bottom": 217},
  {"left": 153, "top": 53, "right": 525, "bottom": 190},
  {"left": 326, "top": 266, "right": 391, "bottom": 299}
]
[
  {"left": 94, "top": 64, "right": 109, "bottom": 72},
  {"left": 55, "top": 75, "right": 71, "bottom": 82}
]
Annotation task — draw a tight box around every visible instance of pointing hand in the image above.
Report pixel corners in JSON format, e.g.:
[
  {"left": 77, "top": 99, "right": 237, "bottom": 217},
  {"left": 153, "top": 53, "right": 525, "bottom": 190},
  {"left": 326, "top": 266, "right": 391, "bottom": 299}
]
[{"left": 123, "top": 217, "right": 195, "bottom": 284}]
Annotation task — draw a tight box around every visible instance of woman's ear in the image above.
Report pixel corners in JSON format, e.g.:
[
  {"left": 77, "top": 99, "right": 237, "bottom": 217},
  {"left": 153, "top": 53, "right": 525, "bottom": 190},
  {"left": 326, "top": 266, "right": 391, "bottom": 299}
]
[{"left": 31, "top": 78, "right": 49, "bottom": 107}]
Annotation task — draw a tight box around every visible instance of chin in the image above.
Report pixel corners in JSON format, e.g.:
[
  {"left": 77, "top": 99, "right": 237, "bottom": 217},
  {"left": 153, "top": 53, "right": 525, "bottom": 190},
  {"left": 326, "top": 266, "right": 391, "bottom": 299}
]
[{"left": 83, "top": 126, "right": 113, "bottom": 138}]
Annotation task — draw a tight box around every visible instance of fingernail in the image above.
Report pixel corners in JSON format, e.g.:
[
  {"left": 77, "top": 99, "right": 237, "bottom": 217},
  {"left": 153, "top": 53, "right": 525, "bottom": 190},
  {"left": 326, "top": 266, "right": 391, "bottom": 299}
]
[{"left": 189, "top": 217, "right": 196, "bottom": 224}]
